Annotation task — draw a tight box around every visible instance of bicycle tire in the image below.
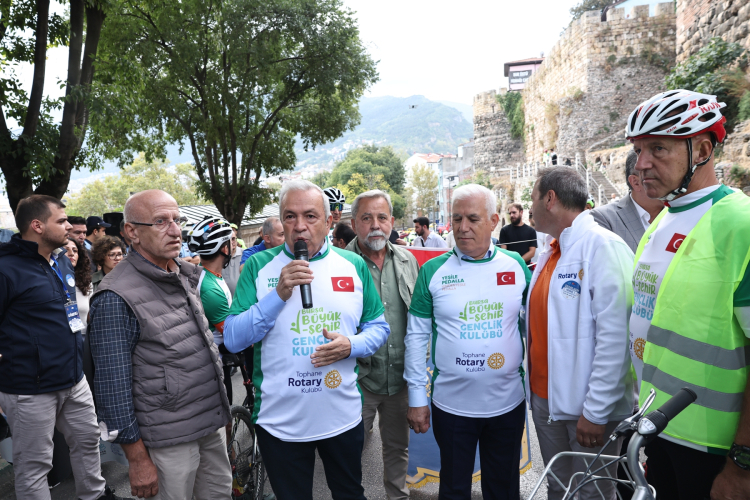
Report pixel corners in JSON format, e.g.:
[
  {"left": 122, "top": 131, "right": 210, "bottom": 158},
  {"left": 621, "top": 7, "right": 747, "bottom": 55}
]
[{"left": 228, "top": 405, "right": 268, "bottom": 500}]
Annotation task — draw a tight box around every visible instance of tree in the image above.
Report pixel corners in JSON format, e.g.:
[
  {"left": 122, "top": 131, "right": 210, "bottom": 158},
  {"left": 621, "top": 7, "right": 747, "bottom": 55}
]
[
  {"left": 335, "top": 172, "right": 405, "bottom": 220},
  {"left": 310, "top": 171, "right": 331, "bottom": 189},
  {"left": 328, "top": 145, "right": 406, "bottom": 194},
  {"left": 666, "top": 38, "right": 748, "bottom": 129},
  {"left": 408, "top": 163, "right": 438, "bottom": 218},
  {"left": 1, "top": 0, "right": 109, "bottom": 212},
  {"left": 65, "top": 154, "right": 206, "bottom": 216},
  {"left": 89, "top": 0, "right": 378, "bottom": 226},
  {"left": 496, "top": 92, "right": 525, "bottom": 141},
  {"left": 569, "top": 0, "right": 612, "bottom": 22}
]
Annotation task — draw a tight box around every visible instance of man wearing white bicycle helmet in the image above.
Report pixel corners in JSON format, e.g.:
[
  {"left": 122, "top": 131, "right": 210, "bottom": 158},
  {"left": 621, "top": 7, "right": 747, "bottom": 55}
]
[
  {"left": 627, "top": 89, "right": 750, "bottom": 500},
  {"left": 189, "top": 217, "right": 238, "bottom": 404},
  {"left": 324, "top": 187, "right": 346, "bottom": 241}
]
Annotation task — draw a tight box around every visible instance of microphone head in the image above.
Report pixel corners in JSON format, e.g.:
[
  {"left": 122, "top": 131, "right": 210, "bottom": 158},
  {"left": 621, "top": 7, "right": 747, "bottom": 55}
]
[{"left": 294, "top": 240, "right": 308, "bottom": 254}]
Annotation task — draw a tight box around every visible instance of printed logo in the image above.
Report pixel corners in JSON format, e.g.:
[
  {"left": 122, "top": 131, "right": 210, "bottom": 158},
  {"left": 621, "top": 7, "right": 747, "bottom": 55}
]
[
  {"left": 331, "top": 277, "right": 354, "bottom": 292},
  {"left": 441, "top": 274, "right": 465, "bottom": 291},
  {"left": 561, "top": 280, "right": 581, "bottom": 299},
  {"left": 456, "top": 353, "right": 486, "bottom": 372},
  {"left": 666, "top": 233, "right": 686, "bottom": 253},
  {"left": 66, "top": 274, "right": 76, "bottom": 287},
  {"left": 578, "top": 269, "right": 584, "bottom": 280},
  {"left": 496, "top": 272, "right": 515, "bottom": 285},
  {"left": 688, "top": 99, "right": 697, "bottom": 110},
  {"left": 267, "top": 278, "right": 279, "bottom": 288},
  {"left": 324, "top": 370, "right": 342, "bottom": 389},
  {"left": 488, "top": 352, "right": 506, "bottom": 370},
  {"left": 633, "top": 338, "right": 646, "bottom": 361}
]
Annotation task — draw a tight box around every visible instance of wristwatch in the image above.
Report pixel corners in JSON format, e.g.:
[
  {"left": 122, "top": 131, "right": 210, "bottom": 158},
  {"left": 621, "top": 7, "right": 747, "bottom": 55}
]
[{"left": 729, "top": 443, "right": 750, "bottom": 471}]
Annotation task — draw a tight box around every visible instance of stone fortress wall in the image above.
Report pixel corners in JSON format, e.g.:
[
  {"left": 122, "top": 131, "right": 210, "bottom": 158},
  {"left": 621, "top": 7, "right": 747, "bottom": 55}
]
[
  {"left": 472, "top": 90, "right": 525, "bottom": 173},
  {"left": 676, "top": 0, "right": 750, "bottom": 63},
  {"left": 522, "top": 2, "right": 677, "bottom": 163}
]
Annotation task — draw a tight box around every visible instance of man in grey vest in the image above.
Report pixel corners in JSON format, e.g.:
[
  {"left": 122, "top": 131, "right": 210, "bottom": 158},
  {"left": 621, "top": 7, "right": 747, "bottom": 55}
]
[
  {"left": 591, "top": 150, "right": 663, "bottom": 252},
  {"left": 89, "top": 190, "right": 231, "bottom": 499}
]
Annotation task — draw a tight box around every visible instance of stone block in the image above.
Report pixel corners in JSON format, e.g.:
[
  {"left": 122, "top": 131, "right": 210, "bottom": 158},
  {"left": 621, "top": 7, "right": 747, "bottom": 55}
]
[
  {"left": 633, "top": 5, "right": 649, "bottom": 18},
  {"left": 583, "top": 10, "right": 601, "bottom": 24},
  {"left": 656, "top": 2, "right": 674, "bottom": 16},
  {"left": 607, "top": 8, "right": 625, "bottom": 21}
]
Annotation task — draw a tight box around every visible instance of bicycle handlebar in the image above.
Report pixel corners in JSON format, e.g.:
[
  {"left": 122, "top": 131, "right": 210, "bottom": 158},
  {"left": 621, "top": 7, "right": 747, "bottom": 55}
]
[{"left": 638, "top": 388, "right": 697, "bottom": 437}]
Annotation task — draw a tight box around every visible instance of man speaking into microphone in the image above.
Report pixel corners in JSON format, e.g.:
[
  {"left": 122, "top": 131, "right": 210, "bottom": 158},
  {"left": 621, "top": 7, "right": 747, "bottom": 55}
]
[{"left": 224, "top": 180, "right": 389, "bottom": 500}]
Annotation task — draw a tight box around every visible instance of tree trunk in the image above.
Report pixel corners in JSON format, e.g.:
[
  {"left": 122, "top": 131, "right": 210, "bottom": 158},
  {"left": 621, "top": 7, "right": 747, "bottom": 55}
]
[{"left": 36, "top": 1, "right": 106, "bottom": 200}]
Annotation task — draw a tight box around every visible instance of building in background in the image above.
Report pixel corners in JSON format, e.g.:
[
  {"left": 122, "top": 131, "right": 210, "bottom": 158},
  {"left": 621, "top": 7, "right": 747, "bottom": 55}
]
[{"left": 504, "top": 57, "right": 544, "bottom": 91}]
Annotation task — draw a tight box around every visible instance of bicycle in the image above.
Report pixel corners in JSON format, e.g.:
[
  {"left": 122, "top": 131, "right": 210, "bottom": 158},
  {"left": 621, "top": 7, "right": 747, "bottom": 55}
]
[
  {"left": 224, "top": 351, "right": 270, "bottom": 500},
  {"left": 526, "top": 387, "right": 698, "bottom": 500}
]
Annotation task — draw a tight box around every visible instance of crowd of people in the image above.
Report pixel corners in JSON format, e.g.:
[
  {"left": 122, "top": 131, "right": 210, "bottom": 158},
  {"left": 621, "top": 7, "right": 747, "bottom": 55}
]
[{"left": 0, "top": 89, "right": 748, "bottom": 500}]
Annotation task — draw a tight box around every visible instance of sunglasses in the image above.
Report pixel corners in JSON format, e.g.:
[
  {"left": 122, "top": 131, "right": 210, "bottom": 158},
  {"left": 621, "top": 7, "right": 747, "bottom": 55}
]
[{"left": 330, "top": 203, "right": 344, "bottom": 211}]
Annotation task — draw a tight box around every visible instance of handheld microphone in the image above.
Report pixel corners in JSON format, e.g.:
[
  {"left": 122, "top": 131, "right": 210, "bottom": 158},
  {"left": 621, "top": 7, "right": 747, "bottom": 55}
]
[{"left": 294, "top": 240, "right": 313, "bottom": 309}]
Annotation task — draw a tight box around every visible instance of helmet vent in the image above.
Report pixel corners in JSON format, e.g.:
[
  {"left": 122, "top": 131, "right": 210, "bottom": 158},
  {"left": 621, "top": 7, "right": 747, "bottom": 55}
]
[
  {"left": 641, "top": 106, "right": 660, "bottom": 129},
  {"left": 698, "top": 98, "right": 709, "bottom": 106},
  {"left": 674, "top": 127, "right": 692, "bottom": 135},
  {"left": 698, "top": 112, "right": 716, "bottom": 122},
  {"left": 657, "top": 100, "right": 682, "bottom": 117}
]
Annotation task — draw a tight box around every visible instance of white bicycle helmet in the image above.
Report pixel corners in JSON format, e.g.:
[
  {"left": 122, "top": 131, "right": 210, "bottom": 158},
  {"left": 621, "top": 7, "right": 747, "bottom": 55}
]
[
  {"left": 187, "top": 216, "right": 233, "bottom": 256},
  {"left": 626, "top": 89, "right": 728, "bottom": 201},
  {"left": 323, "top": 187, "right": 346, "bottom": 204}
]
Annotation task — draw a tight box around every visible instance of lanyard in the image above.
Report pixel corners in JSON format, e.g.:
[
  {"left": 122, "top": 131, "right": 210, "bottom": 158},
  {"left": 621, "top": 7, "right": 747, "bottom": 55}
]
[{"left": 50, "top": 254, "right": 72, "bottom": 302}]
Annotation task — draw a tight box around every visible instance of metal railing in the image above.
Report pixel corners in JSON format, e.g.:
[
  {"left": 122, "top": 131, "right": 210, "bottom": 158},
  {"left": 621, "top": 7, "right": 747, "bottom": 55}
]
[{"left": 507, "top": 154, "right": 622, "bottom": 207}]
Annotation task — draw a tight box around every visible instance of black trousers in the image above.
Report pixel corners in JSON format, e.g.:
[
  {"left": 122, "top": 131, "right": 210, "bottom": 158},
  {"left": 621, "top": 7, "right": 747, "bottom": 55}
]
[
  {"left": 432, "top": 401, "right": 526, "bottom": 500},
  {"left": 256, "top": 420, "right": 366, "bottom": 500},
  {"left": 645, "top": 437, "right": 726, "bottom": 500}
]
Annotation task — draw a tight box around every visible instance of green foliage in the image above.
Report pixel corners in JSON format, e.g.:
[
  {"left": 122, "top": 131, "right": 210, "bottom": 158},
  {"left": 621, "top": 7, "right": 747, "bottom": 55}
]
[
  {"left": 728, "top": 165, "right": 750, "bottom": 189},
  {"left": 569, "top": 0, "right": 611, "bottom": 22},
  {"left": 408, "top": 164, "right": 438, "bottom": 217},
  {"left": 89, "top": 0, "right": 378, "bottom": 225},
  {"left": 666, "top": 38, "right": 748, "bottom": 128},
  {"left": 739, "top": 92, "right": 750, "bottom": 122},
  {"left": 496, "top": 92, "right": 525, "bottom": 141},
  {"left": 310, "top": 171, "right": 332, "bottom": 189},
  {"left": 65, "top": 154, "right": 206, "bottom": 216},
  {"left": 327, "top": 146, "right": 405, "bottom": 194},
  {"left": 457, "top": 171, "right": 493, "bottom": 190}
]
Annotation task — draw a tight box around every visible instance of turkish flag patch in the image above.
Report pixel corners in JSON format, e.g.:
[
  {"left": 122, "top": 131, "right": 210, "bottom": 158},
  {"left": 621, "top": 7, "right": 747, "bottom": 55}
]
[
  {"left": 332, "top": 277, "right": 354, "bottom": 292},
  {"left": 666, "top": 233, "right": 686, "bottom": 253},
  {"left": 497, "top": 272, "right": 515, "bottom": 285}
]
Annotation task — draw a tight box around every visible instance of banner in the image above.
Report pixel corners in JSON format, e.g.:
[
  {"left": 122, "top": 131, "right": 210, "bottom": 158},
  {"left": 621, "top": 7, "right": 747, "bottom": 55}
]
[
  {"left": 403, "top": 244, "right": 532, "bottom": 488},
  {"left": 405, "top": 361, "right": 533, "bottom": 488},
  {"left": 404, "top": 246, "right": 451, "bottom": 267}
]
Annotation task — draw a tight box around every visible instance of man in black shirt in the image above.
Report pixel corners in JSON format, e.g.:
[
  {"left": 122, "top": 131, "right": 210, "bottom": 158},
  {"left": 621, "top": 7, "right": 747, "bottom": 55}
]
[{"left": 498, "top": 203, "right": 537, "bottom": 264}]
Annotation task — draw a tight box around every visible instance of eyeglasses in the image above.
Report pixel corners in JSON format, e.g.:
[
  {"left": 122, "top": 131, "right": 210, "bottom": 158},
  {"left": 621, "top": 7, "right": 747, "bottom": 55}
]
[
  {"left": 107, "top": 252, "right": 124, "bottom": 260},
  {"left": 130, "top": 216, "right": 189, "bottom": 231},
  {"left": 330, "top": 203, "right": 343, "bottom": 211}
]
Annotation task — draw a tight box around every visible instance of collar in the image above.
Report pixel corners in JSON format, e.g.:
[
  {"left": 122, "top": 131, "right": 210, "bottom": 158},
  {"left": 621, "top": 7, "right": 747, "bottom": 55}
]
[
  {"left": 131, "top": 248, "right": 174, "bottom": 273},
  {"left": 558, "top": 210, "right": 594, "bottom": 253},
  {"left": 665, "top": 184, "right": 723, "bottom": 213},
  {"left": 283, "top": 239, "right": 329, "bottom": 260},
  {"left": 49, "top": 247, "right": 65, "bottom": 266},
  {"left": 453, "top": 243, "right": 495, "bottom": 264},
  {"left": 630, "top": 194, "right": 650, "bottom": 224}
]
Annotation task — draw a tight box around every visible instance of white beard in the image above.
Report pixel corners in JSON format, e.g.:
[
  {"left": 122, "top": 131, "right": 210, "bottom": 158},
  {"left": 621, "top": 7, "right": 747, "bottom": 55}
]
[{"left": 364, "top": 230, "right": 387, "bottom": 251}]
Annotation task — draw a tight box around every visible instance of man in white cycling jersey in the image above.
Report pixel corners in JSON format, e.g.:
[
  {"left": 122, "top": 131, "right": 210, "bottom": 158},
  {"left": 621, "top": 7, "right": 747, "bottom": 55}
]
[
  {"left": 626, "top": 89, "right": 750, "bottom": 500},
  {"left": 405, "top": 184, "right": 530, "bottom": 499}
]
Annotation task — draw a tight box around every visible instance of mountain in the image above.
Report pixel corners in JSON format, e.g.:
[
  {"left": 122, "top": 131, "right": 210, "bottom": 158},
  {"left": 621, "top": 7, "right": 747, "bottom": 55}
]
[{"left": 294, "top": 95, "right": 473, "bottom": 170}]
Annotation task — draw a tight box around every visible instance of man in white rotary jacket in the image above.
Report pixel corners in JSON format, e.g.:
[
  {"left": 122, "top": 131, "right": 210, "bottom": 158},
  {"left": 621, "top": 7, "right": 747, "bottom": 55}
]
[{"left": 527, "top": 166, "right": 635, "bottom": 500}]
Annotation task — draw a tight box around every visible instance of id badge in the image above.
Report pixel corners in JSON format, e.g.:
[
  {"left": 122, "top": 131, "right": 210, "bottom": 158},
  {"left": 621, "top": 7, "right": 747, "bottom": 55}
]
[{"left": 65, "top": 300, "right": 85, "bottom": 333}]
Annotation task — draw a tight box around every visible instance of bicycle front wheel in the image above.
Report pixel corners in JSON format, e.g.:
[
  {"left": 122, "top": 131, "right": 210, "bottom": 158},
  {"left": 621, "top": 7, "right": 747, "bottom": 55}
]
[{"left": 228, "top": 405, "right": 268, "bottom": 500}]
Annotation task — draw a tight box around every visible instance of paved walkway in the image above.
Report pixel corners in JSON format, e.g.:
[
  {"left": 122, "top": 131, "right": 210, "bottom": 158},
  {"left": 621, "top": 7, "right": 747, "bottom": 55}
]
[{"left": 0, "top": 373, "right": 550, "bottom": 499}]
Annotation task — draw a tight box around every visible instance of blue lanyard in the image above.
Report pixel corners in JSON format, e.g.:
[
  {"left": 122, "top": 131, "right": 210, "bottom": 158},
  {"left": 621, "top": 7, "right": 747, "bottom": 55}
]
[{"left": 50, "top": 255, "right": 72, "bottom": 302}]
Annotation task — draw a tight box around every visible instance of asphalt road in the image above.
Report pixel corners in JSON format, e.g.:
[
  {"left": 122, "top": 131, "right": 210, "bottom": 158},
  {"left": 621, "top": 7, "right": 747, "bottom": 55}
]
[{"left": 0, "top": 371, "right": 550, "bottom": 500}]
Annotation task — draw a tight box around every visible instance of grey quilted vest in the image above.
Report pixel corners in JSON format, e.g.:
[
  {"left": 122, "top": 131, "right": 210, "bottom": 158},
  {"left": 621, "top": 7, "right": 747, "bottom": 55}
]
[{"left": 93, "top": 253, "right": 230, "bottom": 448}]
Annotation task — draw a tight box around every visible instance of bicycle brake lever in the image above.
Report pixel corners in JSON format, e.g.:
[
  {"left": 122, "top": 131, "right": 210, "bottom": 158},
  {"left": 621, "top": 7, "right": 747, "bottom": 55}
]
[{"left": 609, "top": 389, "right": 657, "bottom": 440}]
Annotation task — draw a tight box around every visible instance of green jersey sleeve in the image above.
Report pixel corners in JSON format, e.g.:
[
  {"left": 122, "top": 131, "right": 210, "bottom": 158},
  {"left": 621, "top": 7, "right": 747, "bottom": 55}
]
[
  {"left": 228, "top": 257, "right": 260, "bottom": 315},
  {"left": 734, "top": 263, "right": 750, "bottom": 307},
  {"left": 357, "top": 257, "right": 385, "bottom": 324},
  {"left": 199, "top": 274, "right": 231, "bottom": 331},
  {"left": 408, "top": 253, "right": 451, "bottom": 319}
]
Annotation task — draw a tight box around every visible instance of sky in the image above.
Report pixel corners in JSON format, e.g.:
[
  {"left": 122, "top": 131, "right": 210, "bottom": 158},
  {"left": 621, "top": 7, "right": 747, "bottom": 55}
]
[{"left": 341, "top": 0, "right": 576, "bottom": 104}]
